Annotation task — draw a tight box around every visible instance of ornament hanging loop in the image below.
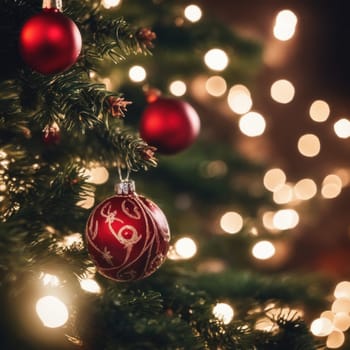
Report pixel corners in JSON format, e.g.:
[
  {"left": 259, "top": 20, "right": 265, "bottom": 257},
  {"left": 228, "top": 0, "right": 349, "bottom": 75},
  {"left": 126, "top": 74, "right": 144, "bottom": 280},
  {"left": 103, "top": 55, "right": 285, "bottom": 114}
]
[
  {"left": 42, "top": 0, "right": 62, "bottom": 11},
  {"left": 116, "top": 163, "right": 133, "bottom": 194}
]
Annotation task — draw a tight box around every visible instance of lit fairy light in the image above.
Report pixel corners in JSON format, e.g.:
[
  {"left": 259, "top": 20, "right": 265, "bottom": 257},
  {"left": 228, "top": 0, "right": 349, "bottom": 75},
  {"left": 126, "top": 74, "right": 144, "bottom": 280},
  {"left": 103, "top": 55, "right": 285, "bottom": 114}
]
[
  {"left": 239, "top": 112, "right": 266, "bottom": 137},
  {"left": 36, "top": 296, "right": 69, "bottom": 328},
  {"left": 84, "top": 166, "right": 109, "bottom": 185},
  {"left": 321, "top": 174, "right": 342, "bottom": 199},
  {"left": 76, "top": 191, "right": 95, "bottom": 209},
  {"left": 80, "top": 278, "right": 102, "bottom": 294},
  {"left": 262, "top": 211, "right": 280, "bottom": 232},
  {"left": 333, "top": 312, "right": 350, "bottom": 332},
  {"left": 310, "top": 317, "right": 333, "bottom": 337},
  {"left": 273, "top": 209, "right": 299, "bottom": 230},
  {"left": 297, "top": 134, "right": 321, "bottom": 157},
  {"left": 60, "top": 232, "right": 84, "bottom": 249},
  {"left": 220, "top": 211, "right": 243, "bottom": 234},
  {"left": 323, "top": 174, "right": 343, "bottom": 188},
  {"left": 254, "top": 317, "right": 276, "bottom": 332},
  {"left": 334, "top": 281, "right": 350, "bottom": 299},
  {"left": 331, "top": 298, "right": 350, "bottom": 314},
  {"left": 212, "top": 302, "right": 234, "bottom": 324},
  {"left": 169, "top": 80, "right": 187, "bottom": 96},
  {"left": 129, "top": 65, "right": 147, "bottom": 82},
  {"left": 204, "top": 48, "right": 229, "bottom": 71},
  {"left": 102, "top": 0, "right": 121, "bottom": 9},
  {"left": 294, "top": 178, "right": 317, "bottom": 200},
  {"left": 309, "top": 100, "right": 330, "bottom": 122},
  {"left": 333, "top": 118, "right": 350, "bottom": 139},
  {"left": 205, "top": 76, "right": 227, "bottom": 97},
  {"left": 252, "top": 240, "right": 276, "bottom": 260},
  {"left": 263, "top": 168, "right": 286, "bottom": 192},
  {"left": 273, "top": 9, "right": 298, "bottom": 41},
  {"left": 272, "top": 183, "right": 294, "bottom": 204},
  {"left": 184, "top": 4, "right": 202, "bottom": 22},
  {"left": 270, "top": 79, "right": 295, "bottom": 103},
  {"left": 174, "top": 237, "right": 197, "bottom": 259},
  {"left": 227, "top": 84, "right": 252, "bottom": 114},
  {"left": 40, "top": 273, "right": 60, "bottom": 287},
  {"left": 327, "top": 330, "right": 345, "bottom": 349},
  {"left": 334, "top": 168, "right": 350, "bottom": 187}
]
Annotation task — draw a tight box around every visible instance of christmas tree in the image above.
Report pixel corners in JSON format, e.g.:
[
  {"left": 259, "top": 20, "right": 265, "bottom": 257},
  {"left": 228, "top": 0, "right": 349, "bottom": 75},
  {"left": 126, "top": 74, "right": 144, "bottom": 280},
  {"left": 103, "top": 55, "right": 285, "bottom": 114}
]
[{"left": 1, "top": 0, "right": 350, "bottom": 349}]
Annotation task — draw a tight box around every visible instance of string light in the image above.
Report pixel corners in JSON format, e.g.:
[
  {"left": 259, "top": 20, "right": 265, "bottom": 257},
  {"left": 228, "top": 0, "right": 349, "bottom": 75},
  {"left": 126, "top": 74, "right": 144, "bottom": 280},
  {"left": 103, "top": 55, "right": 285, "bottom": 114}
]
[
  {"left": 169, "top": 80, "right": 187, "bottom": 96},
  {"left": 297, "top": 134, "right": 321, "bottom": 157},
  {"left": 80, "top": 278, "right": 102, "bottom": 294},
  {"left": 212, "top": 302, "right": 234, "bottom": 324},
  {"left": 40, "top": 273, "right": 60, "bottom": 287},
  {"left": 272, "top": 183, "right": 294, "bottom": 204},
  {"left": 84, "top": 166, "right": 109, "bottom": 185},
  {"left": 327, "top": 330, "right": 345, "bottom": 349},
  {"left": 76, "top": 191, "right": 95, "bottom": 209},
  {"left": 204, "top": 48, "right": 229, "bottom": 71},
  {"left": 220, "top": 211, "right": 243, "bottom": 234},
  {"left": 36, "top": 296, "right": 69, "bottom": 328},
  {"left": 294, "top": 178, "right": 317, "bottom": 200},
  {"left": 129, "top": 65, "right": 146, "bottom": 82},
  {"left": 174, "top": 237, "right": 197, "bottom": 259},
  {"left": 321, "top": 174, "right": 342, "bottom": 199},
  {"left": 184, "top": 4, "right": 202, "bottom": 22},
  {"left": 205, "top": 76, "right": 227, "bottom": 97},
  {"left": 310, "top": 317, "right": 333, "bottom": 337},
  {"left": 334, "top": 281, "right": 350, "bottom": 299},
  {"left": 239, "top": 112, "right": 266, "bottom": 137},
  {"left": 333, "top": 118, "right": 350, "bottom": 139},
  {"left": 102, "top": 0, "right": 121, "bottom": 9},
  {"left": 227, "top": 84, "right": 252, "bottom": 114},
  {"left": 262, "top": 211, "right": 280, "bottom": 232},
  {"left": 263, "top": 168, "right": 286, "bottom": 192},
  {"left": 273, "top": 209, "right": 299, "bottom": 230},
  {"left": 309, "top": 100, "right": 330, "bottom": 122},
  {"left": 252, "top": 240, "right": 276, "bottom": 260},
  {"left": 270, "top": 79, "right": 295, "bottom": 103},
  {"left": 273, "top": 9, "right": 298, "bottom": 41}
]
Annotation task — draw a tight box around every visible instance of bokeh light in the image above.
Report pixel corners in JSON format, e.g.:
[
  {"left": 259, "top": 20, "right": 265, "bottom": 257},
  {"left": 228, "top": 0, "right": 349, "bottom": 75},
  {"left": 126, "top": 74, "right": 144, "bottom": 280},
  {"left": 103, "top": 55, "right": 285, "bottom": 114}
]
[
  {"left": 80, "top": 278, "right": 102, "bottom": 294},
  {"left": 174, "top": 237, "right": 197, "bottom": 259},
  {"left": 263, "top": 168, "right": 286, "bottom": 192},
  {"left": 227, "top": 84, "right": 252, "bottom": 114},
  {"left": 297, "top": 134, "right": 321, "bottom": 157},
  {"left": 310, "top": 317, "right": 333, "bottom": 337},
  {"left": 239, "top": 112, "right": 266, "bottom": 137},
  {"left": 212, "top": 302, "right": 234, "bottom": 324},
  {"left": 334, "top": 281, "right": 350, "bottom": 299},
  {"left": 333, "top": 118, "right": 350, "bottom": 139},
  {"left": 129, "top": 65, "right": 146, "bottom": 82},
  {"left": 333, "top": 312, "right": 350, "bottom": 332},
  {"left": 36, "top": 296, "right": 69, "bottom": 328},
  {"left": 294, "top": 178, "right": 317, "bottom": 200},
  {"left": 102, "top": 0, "right": 121, "bottom": 9},
  {"left": 169, "top": 80, "right": 187, "bottom": 96},
  {"left": 84, "top": 166, "right": 109, "bottom": 185},
  {"left": 327, "top": 330, "right": 345, "bottom": 349},
  {"left": 270, "top": 79, "right": 295, "bottom": 103},
  {"left": 204, "top": 48, "right": 229, "bottom": 71},
  {"left": 321, "top": 174, "right": 342, "bottom": 199},
  {"left": 220, "top": 211, "right": 243, "bottom": 234},
  {"left": 205, "top": 76, "right": 227, "bottom": 97},
  {"left": 252, "top": 240, "right": 276, "bottom": 260},
  {"left": 309, "top": 100, "right": 330, "bottom": 122},
  {"left": 273, "top": 209, "right": 299, "bottom": 230},
  {"left": 184, "top": 4, "right": 202, "bottom": 22},
  {"left": 273, "top": 183, "right": 294, "bottom": 204},
  {"left": 331, "top": 298, "right": 350, "bottom": 314},
  {"left": 273, "top": 9, "right": 298, "bottom": 41}
]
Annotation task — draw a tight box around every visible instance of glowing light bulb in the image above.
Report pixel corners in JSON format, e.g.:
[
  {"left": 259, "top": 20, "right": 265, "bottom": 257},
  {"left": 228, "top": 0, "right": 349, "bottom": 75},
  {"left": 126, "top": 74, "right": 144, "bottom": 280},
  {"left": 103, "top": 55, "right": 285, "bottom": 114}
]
[
  {"left": 273, "top": 9, "right": 298, "bottom": 41},
  {"left": 227, "top": 85, "right": 252, "bottom": 114},
  {"left": 80, "top": 278, "right": 102, "bottom": 294},
  {"left": 294, "top": 178, "right": 317, "bottom": 200},
  {"left": 309, "top": 100, "right": 330, "bottom": 122},
  {"left": 334, "top": 281, "right": 350, "bottom": 299},
  {"left": 321, "top": 175, "right": 342, "bottom": 199},
  {"left": 205, "top": 76, "right": 227, "bottom": 97},
  {"left": 174, "top": 237, "right": 197, "bottom": 259},
  {"left": 184, "top": 4, "right": 202, "bottom": 22},
  {"left": 310, "top": 317, "right": 333, "bottom": 337},
  {"left": 327, "top": 329, "right": 345, "bottom": 349},
  {"left": 220, "top": 211, "right": 243, "bottom": 234},
  {"left": 273, "top": 209, "right": 299, "bottom": 230},
  {"left": 212, "top": 302, "right": 234, "bottom": 324},
  {"left": 270, "top": 79, "right": 295, "bottom": 103},
  {"left": 297, "top": 134, "right": 321, "bottom": 157},
  {"left": 40, "top": 273, "right": 60, "bottom": 287},
  {"left": 331, "top": 298, "right": 350, "bottom": 313},
  {"left": 263, "top": 168, "right": 286, "bottom": 192},
  {"left": 333, "top": 312, "right": 350, "bottom": 332},
  {"left": 239, "top": 112, "right": 266, "bottom": 137},
  {"left": 334, "top": 118, "right": 350, "bottom": 139},
  {"left": 262, "top": 211, "right": 279, "bottom": 231},
  {"left": 102, "top": 0, "right": 121, "bottom": 9},
  {"left": 84, "top": 166, "right": 109, "bottom": 185},
  {"left": 129, "top": 65, "right": 146, "bottom": 82},
  {"left": 204, "top": 48, "right": 229, "bottom": 71},
  {"left": 169, "top": 80, "right": 187, "bottom": 96},
  {"left": 36, "top": 296, "right": 69, "bottom": 328},
  {"left": 76, "top": 191, "right": 95, "bottom": 209},
  {"left": 273, "top": 183, "right": 294, "bottom": 204},
  {"left": 252, "top": 240, "right": 276, "bottom": 260}
]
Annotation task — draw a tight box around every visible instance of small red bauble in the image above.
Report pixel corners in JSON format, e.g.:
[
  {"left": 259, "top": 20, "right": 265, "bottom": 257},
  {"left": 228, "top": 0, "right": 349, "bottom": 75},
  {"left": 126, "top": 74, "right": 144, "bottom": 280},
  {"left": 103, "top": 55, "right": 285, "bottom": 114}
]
[
  {"left": 42, "top": 123, "right": 61, "bottom": 145},
  {"left": 85, "top": 180, "right": 170, "bottom": 282},
  {"left": 140, "top": 97, "right": 200, "bottom": 154},
  {"left": 19, "top": 8, "right": 82, "bottom": 74}
]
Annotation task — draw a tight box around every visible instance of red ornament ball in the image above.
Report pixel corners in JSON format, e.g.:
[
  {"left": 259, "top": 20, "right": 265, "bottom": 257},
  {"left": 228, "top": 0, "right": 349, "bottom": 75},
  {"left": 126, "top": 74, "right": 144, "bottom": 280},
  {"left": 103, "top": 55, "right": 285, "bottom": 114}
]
[
  {"left": 140, "top": 97, "right": 200, "bottom": 154},
  {"left": 85, "top": 180, "right": 170, "bottom": 282},
  {"left": 19, "top": 8, "right": 82, "bottom": 74},
  {"left": 42, "top": 124, "right": 61, "bottom": 145}
]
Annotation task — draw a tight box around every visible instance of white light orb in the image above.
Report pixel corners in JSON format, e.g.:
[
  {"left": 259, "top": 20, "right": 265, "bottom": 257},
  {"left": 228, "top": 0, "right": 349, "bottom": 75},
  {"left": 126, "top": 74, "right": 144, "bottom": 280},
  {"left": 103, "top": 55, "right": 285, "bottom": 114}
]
[
  {"left": 41, "top": 273, "right": 60, "bottom": 287},
  {"left": 321, "top": 183, "right": 342, "bottom": 199},
  {"left": 102, "top": 0, "right": 121, "bottom": 9},
  {"left": 272, "top": 183, "right": 294, "bottom": 204},
  {"left": 36, "top": 296, "right": 69, "bottom": 328},
  {"left": 184, "top": 4, "right": 202, "bottom": 22},
  {"left": 334, "top": 281, "right": 350, "bottom": 299},
  {"left": 174, "top": 237, "right": 197, "bottom": 259},
  {"left": 273, "top": 10, "right": 298, "bottom": 41},
  {"left": 321, "top": 310, "right": 335, "bottom": 322},
  {"left": 273, "top": 209, "right": 299, "bottom": 230},
  {"left": 76, "top": 192, "right": 95, "bottom": 209},
  {"left": 220, "top": 211, "right": 243, "bottom": 234},
  {"left": 129, "top": 65, "right": 147, "bottom": 82},
  {"left": 262, "top": 211, "right": 279, "bottom": 231},
  {"left": 297, "top": 134, "right": 321, "bottom": 157},
  {"left": 239, "top": 112, "right": 266, "bottom": 137},
  {"left": 332, "top": 298, "right": 350, "bottom": 314},
  {"left": 212, "top": 302, "right": 234, "bottom": 324},
  {"left": 334, "top": 118, "right": 350, "bottom": 139},
  {"left": 333, "top": 312, "right": 350, "bottom": 332},
  {"left": 80, "top": 278, "right": 102, "bottom": 294},
  {"left": 227, "top": 85, "right": 253, "bottom": 114},
  {"left": 310, "top": 317, "right": 333, "bottom": 337},
  {"left": 205, "top": 76, "right": 227, "bottom": 97},
  {"left": 270, "top": 79, "right": 295, "bottom": 104},
  {"left": 169, "top": 80, "right": 187, "bottom": 96},
  {"left": 252, "top": 240, "right": 276, "bottom": 260},
  {"left": 309, "top": 100, "right": 330, "bottom": 122},
  {"left": 327, "top": 329, "right": 345, "bottom": 349},
  {"left": 294, "top": 178, "right": 317, "bottom": 200},
  {"left": 204, "top": 48, "right": 229, "bottom": 71},
  {"left": 85, "top": 166, "right": 109, "bottom": 185},
  {"left": 263, "top": 168, "right": 286, "bottom": 192}
]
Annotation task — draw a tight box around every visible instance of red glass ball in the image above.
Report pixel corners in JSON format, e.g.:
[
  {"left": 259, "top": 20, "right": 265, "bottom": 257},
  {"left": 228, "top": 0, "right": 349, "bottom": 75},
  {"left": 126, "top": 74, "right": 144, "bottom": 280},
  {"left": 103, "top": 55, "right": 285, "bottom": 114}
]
[
  {"left": 19, "top": 9, "right": 82, "bottom": 74},
  {"left": 85, "top": 181, "right": 170, "bottom": 282},
  {"left": 42, "top": 124, "right": 61, "bottom": 145},
  {"left": 140, "top": 97, "right": 200, "bottom": 154}
]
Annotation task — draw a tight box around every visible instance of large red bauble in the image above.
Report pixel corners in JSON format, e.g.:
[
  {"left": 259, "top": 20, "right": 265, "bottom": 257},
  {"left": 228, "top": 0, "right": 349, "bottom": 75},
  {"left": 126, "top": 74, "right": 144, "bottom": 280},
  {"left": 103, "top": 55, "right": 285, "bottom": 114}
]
[
  {"left": 140, "top": 97, "right": 200, "bottom": 154},
  {"left": 85, "top": 180, "right": 170, "bottom": 282},
  {"left": 19, "top": 8, "right": 82, "bottom": 74}
]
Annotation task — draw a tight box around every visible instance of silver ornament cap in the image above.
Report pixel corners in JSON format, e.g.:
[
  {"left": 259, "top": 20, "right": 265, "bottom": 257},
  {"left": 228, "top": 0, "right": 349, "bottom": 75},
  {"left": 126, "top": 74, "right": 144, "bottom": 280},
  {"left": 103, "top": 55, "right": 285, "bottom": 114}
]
[{"left": 115, "top": 180, "right": 136, "bottom": 195}]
